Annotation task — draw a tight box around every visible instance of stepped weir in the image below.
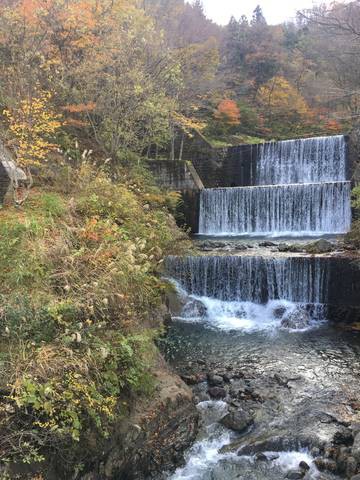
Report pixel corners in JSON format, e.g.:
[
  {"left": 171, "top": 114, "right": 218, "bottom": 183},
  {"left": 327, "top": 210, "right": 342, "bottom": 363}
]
[
  {"left": 198, "top": 135, "right": 351, "bottom": 237},
  {"left": 165, "top": 134, "right": 357, "bottom": 326}
]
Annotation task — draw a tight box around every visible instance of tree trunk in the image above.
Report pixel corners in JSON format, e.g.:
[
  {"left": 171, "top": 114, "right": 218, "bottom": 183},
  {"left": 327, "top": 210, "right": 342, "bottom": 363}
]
[{"left": 179, "top": 134, "right": 184, "bottom": 161}]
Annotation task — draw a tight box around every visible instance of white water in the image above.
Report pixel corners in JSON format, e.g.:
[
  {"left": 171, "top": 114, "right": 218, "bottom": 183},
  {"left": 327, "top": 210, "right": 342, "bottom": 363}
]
[
  {"left": 170, "top": 401, "right": 233, "bottom": 480},
  {"left": 169, "top": 401, "right": 321, "bottom": 480},
  {"left": 175, "top": 296, "right": 326, "bottom": 333},
  {"left": 257, "top": 135, "right": 346, "bottom": 185},
  {"left": 198, "top": 182, "right": 351, "bottom": 236},
  {"left": 165, "top": 256, "right": 329, "bottom": 305}
]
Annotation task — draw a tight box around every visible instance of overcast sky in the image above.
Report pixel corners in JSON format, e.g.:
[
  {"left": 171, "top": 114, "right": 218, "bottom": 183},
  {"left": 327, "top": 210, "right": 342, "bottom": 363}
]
[{"left": 200, "top": 0, "right": 333, "bottom": 25}]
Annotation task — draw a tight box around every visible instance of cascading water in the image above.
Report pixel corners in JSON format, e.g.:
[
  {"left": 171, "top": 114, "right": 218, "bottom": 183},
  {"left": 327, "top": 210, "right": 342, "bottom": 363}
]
[
  {"left": 198, "top": 134, "right": 351, "bottom": 237},
  {"left": 165, "top": 255, "right": 329, "bottom": 332},
  {"left": 257, "top": 135, "right": 347, "bottom": 185},
  {"left": 161, "top": 134, "right": 355, "bottom": 480},
  {"left": 198, "top": 181, "right": 351, "bottom": 236},
  {"left": 165, "top": 256, "right": 329, "bottom": 304}
]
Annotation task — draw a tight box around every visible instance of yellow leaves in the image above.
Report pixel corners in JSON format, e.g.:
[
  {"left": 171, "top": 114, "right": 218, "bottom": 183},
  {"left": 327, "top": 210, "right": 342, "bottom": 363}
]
[
  {"left": 4, "top": 90, "right": 62, "bottom": 168},
  {"left": 257, "top": 76, "right": 310, "bottom": 117},
  {"left": 173, "top": 112, "right": 206, "bottom": 133}
]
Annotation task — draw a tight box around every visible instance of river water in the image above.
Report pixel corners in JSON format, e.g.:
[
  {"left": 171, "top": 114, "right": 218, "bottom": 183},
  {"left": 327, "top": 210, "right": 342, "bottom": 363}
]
[{"left": 160, "top": 315, "right": 360, "bottom": 480}]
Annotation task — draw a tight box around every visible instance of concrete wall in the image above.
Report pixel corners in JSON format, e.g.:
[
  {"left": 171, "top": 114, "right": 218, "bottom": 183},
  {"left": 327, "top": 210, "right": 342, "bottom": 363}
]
[
  {"left": 147, "top": 160, "right": 202, "bottom": 191},
  {"left": 147, "top": 160, "right": 203, "bottom": 233},
  {"left": 348, "top": 125, "right": 360, "bottom": 185},
  {"left": 0, "top": 160, "right": 10, "bottom": 204}
]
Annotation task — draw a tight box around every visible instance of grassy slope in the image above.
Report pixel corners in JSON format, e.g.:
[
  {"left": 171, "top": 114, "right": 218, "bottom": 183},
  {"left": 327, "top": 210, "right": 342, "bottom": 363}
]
[{"left": 0, "top": 163, "right": 191, "bottom": 477}]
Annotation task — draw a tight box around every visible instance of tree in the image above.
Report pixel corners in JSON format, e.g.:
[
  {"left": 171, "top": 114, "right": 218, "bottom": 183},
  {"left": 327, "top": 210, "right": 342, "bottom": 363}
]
[
  {"left": 251, "top": 5, "right": 267, "bottom": 26},
  {"left": 214, "top": 99, "right": 241, "bottom": 125},
  {"left": 257, "top": 76, "right": 315, "bottom": 137},
  {"left": 3, "top": 89, "right": 62, "bottom": 203}
]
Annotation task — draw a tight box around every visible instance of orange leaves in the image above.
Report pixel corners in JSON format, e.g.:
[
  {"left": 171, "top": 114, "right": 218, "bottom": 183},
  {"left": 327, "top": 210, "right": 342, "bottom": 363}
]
[
  {"left": 214, "top": 99, "right": 241, "bottom": 126},
  {"left": 19, "top": 0, "right": 50, "bottom": 23},
  {"left": 323, "top": 119, "right": 342, "bottom": 134},
  {"left": 62, "top": 102, "right": 96, "bottom": 113}
]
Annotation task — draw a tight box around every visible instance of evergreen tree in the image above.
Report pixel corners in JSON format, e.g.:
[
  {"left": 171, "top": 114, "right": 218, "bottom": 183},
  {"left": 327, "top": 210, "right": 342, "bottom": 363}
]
[{"left": 251, "top": 5, "right": 267, "bottom": 25}]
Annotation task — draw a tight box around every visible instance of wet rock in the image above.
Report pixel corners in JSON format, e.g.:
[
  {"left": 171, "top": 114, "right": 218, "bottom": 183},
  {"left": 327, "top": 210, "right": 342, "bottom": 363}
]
[
  {"left": 208, "top": 387, "right": 226, "bottom": 399},
  {"left": 285, "top": 469, "right": 305, "bottom": 479},
  {"left": 346, "top": 456, "right": 358, "bottom": 478},
  {"left": 278, "top": 243, "right": 291, "bottom": 252},
  {"left": 255, "top": 452, "right": 279, "bottom": 461},
  {"left": 311, "top": 447, "right": 321, "bottom": 457},
  {"left": 336, "top": 447, "right": 350, "bottom": 473},
  {"left": 220, "top": 408, "right": 253, "bottom": 433},
  {"left": 255, "top": 453, "right": 268, "bottom": 461},
  {"left": 194, "top": 392, "right": 210, "bottom": 403},
  {"left": 333, "top": 428, "right": 353, "bottom": 445},
  {"left": 278, "top": 243, "right": 304, "bottom": 253},
  {"left": 352, "top": 432, "right": 360, "bottom": 461},
  {"left": 207, "top": 373, "right": 224, "bottom": 387},
  {"left": 305, "top": 239, "right": 334, "bottom": 254},
  {"left": 259, "top": 241, "right": 277, "bottom": 247},
  {"left": 181, "top": 375, "right": 199, "bottom": 386},
  {"left": 182, "top": 299, "right": 207, "bottom": 318},
  {"left": 350, "top": 475, "right": 360, "bottom": 480},
  {"left": 274, "top": 373, "right": 290, "bottom": 387},
  {"left": 222, "top": 373, "right": 232, "bottom": 383},
  {"left": 281, "top": 308, "right": 311, "bottom": 329},
  {"left": 267, "top": 453, "right": 280, "bottom": 461},
  {"left": 314, "top": 458, "right": 337, "bottom": 473},
  {"left": 273, "top": 306, "right": 287, "bottom": 318},
  {"left": 299, "top": 461, "right": 310, "bottom": 472},
  {"left": 234, "top": 243, "right": 248, "bottom": 251}
]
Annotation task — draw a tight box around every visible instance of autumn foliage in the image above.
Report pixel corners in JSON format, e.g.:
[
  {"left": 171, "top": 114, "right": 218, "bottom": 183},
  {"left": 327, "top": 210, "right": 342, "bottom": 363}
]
[{"left": 214, "top": 99, "right": 241, "bottom": 126}]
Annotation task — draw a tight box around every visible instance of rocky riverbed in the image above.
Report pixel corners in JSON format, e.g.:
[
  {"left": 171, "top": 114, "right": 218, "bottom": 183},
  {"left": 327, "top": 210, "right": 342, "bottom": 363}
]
[{"left": 158, "top": 321, "right": 360, "bottom": 480}]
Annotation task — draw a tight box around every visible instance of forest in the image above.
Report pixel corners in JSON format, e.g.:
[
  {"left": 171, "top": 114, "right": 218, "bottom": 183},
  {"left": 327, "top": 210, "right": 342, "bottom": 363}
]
[{"left": 1, "top": 1, "right": 360, "bottom": 480}]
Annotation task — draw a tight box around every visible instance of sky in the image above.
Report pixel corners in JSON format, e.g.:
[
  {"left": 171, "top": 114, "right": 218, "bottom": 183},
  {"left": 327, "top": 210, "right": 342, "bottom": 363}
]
[{"left": 200, "top": 0, "right": 332, "bottom": 25}]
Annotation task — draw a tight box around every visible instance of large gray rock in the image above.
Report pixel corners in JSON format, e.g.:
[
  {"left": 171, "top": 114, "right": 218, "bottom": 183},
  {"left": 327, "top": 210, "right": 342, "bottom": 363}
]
[
  {"left": 207, "top": 373, "right": 224, "bottom": 387},
  {"left": 281, "top": 308, "right": 311, "bottom": 330},
  {"left": 305, "top": 239, "right": 334, "bottom": 254},
  {"left": 220, "top": 408, "right": 253, "bottom": 433},
  {"left": 182, "top": 299, "right": 207, "bottom": 318}
]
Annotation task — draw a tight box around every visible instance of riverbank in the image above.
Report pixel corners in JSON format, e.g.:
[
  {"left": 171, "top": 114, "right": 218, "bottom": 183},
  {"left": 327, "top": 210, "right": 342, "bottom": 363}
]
[{"left": 0, "top": 163, "right": 198, "bottom": 479}]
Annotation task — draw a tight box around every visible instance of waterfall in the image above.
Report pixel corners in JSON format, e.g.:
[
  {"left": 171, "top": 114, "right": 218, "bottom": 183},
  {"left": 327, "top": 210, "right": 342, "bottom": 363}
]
[
  {"left": 165, "top": 256, "right": 329, "bottom": 305},
  {"left": 257, "top": 135, "right": 347, "bottom": 185},
  {"left": 199, "top": 181, "right": 351, "bottom": 236}
]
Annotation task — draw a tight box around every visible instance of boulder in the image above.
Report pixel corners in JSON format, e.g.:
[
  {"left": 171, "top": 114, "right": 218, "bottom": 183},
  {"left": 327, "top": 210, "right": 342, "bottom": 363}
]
[
  {"left": 333, "top": 428, "right": 353, "bottom": 445},
  {"left": 207, "top": 373, "right": 224, "bottom": 387},
  {"left": 208, "top": 387, "right": 226, "bottom": 399},
  {"left": 259, "top": 241, "right": 277, "bottom": 247},
  {"left": 285, "top": 470, "right": 305, "bottom": 479},
  {"left": 305, "top": 239, "right": 334, "bottom": 254},
  {"left": 281, "top": 308, "right": 311, "bottom": 330},
  {"left": 299, "top": 461, "right": 310, "bottom": 471},
  {"left": 182, "top": 299, "right": 207, "bottom": 318},
  {"left": 220, "top": 408, "right": 253, "bottom": 433}
]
